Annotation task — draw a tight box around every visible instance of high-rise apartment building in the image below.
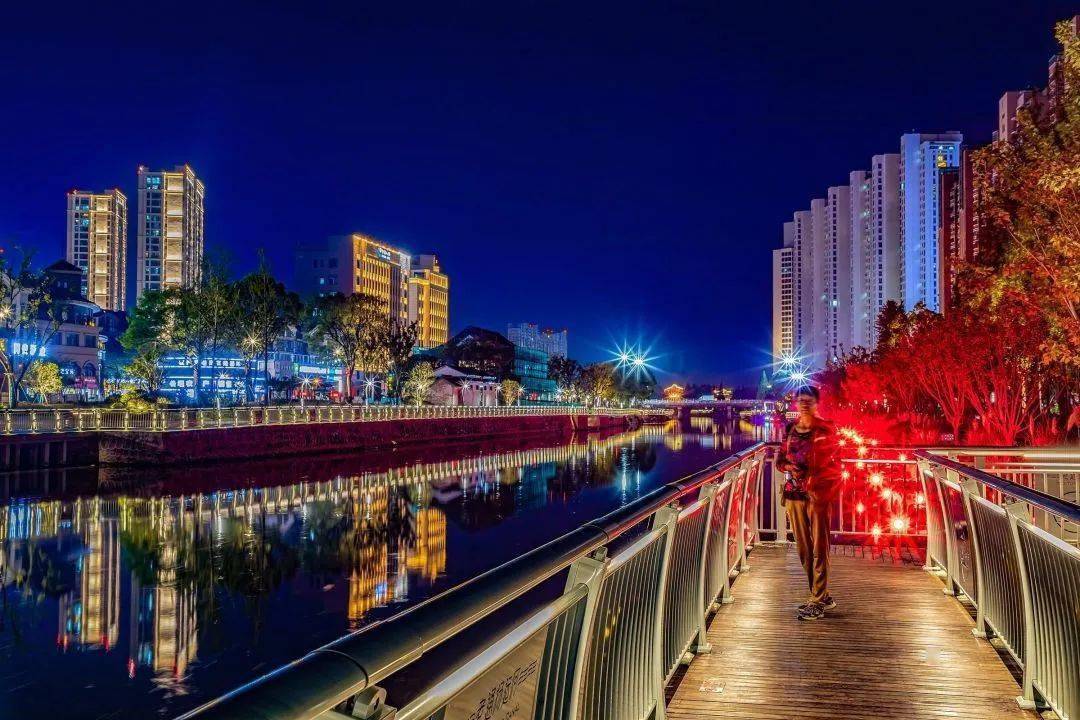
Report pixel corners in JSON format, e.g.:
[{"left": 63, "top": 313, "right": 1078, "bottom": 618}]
[
  {"left": 776, "top": 152, "right": 904, "bottom": 365},
  {"left": 868, "top": 153, "right": 902, "bottom": 345},
  {"left": 294, "top": 233, "right": 412, "bottom": 321},
  {"left": 408, "top": 253, "right": 450, "bottom": 348},
  {"left": 848, "top": 170, "right": 871, "bottom": 349},
  {"left": 771, "top": 224, "right": 794, "bottom": 364},
  {"left": 507, "top": 323, "right": 568, "bottom": 358},
  {"left": 809, "top": 198, "right": 827, "bottom": 362},
  {"left": 792, "top": 209, "right": 812, "bottom": 356},
  {"left": 66, "top": 189, "right": 127, "bottom": 311},
  {"left": 900, "top": 132, "right": 962, "bottom": 312},
  {"left": 824, "top": 186, "right": 852, "bottom": 359},
  {"left": 136, "top": 165, "right": 205, "bottom": 300}
]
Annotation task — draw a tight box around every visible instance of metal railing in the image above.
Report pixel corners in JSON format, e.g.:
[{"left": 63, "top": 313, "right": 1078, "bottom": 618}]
[
  {"left": 0, "top": 404, "right": 652, "bottom": 435},
  {"left": 177, "top": 443, "right": 767, "bottom": 720},
  {"left": 917, "top": 449, "right": 1080, "bottom": 720}
]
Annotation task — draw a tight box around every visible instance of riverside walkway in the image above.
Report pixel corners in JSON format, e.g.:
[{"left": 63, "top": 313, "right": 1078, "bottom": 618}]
[
  {"left": 668, "top": 544, "right": 1035, "bottom": 720},
  {"left": 179, "top": 443, "right": 1079, "bottom": 720}
]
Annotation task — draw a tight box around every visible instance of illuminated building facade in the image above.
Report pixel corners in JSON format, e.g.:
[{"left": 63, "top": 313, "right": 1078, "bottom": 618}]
[
  {"left": 66, "top": 189, "right": 127, "bottom": 311},
  {"left": 867, "top": 153, "right": 902, "bottom": 345},
  {"left": 900, "top": 132, "right": 962, "bottom": 311},
  {"left": 824, "top": 185, "right": 852, "bottom": 360},
  {"left": 808, "top": 198, "right": 827, "bottom": 362},
  {"left": 507, "top": 322, "right": 568, "bottom": 358},
  {"left": 136, "top": 165, "right": 205, "bottom": 301},
  {"left": 770, "top": 225, "right": 794, "bottom": 364},
  {"left": 780, "top": 150, "right": 905, "bottom": 364},
  {"left": 791, "top": 209, "right": 812, "bottom": 356},
  {"left": 295, "top": 233, "right": 411, "bottom": 322},
  {"left": 408, "top": 253, "right": 450, "bottom": 348},
  {"left": 848, "top": 170, "right": 871, "bottom": 349}
]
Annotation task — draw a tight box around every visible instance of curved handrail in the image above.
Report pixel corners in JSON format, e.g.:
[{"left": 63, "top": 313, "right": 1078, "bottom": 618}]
[
  {"left": 178, "top": 443, "right": 765, "bottom": 720},
  {"left": 915, "top": 450, "right": 1080, "bottom": 524}
]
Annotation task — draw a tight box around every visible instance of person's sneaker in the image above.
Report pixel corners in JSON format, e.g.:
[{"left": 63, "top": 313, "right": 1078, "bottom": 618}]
[
  {"left": 820, "top": 596, "right": 837, "bottom": 611},
  {"left": 797, "top": 602, "right": 825, "bottom": 621},
  {"left": 796, "top": 599, "right": 814, "bottom": 611}
]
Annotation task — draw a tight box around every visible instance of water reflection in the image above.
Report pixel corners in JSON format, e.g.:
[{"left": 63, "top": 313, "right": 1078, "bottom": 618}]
[{"left": 0, "top": 422, "right": 751, "bottom": 718}]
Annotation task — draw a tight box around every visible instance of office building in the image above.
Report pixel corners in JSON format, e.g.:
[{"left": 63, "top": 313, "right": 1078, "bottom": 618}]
[
  {"left": 294, "top": 233, "right": 412, "bottom": 322},
  {"left": 900, "top": 132, "right": 962, "bottom": 311},
  {"left": 507, "top": 323, "right": 568, "bottom": 358},
  {"left": 66, "top": 189, "right": 127, "bottom": 311},
  {"left": 771, "top": 224, "right": 794, "bottom": 364},
  {"left": 408, "top": 253, "right": 450, "bottom": 348},
  {"left": 136, "top": 165, "right": 205, "bottom": 300}
]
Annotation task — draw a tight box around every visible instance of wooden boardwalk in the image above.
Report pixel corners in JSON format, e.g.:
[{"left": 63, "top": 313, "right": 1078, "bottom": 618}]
[{"left": 666, "top": 544, "right": 1038, "bottom": 720}]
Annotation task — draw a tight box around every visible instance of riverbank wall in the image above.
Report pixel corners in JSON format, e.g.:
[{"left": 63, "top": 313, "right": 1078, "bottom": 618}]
[{"left": 0, "top": 411, "right": 640, "bottom": 468}]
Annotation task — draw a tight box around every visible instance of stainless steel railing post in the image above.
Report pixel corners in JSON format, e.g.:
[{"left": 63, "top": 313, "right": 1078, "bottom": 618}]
[
  {"left": 693, "top": 483, "right": 719, "bottom": 654},
  {"left": 1004, "top": 500, "right": 1040, "bottom": 710},
  {"left": 649, "top": 504, "right": 679, "bottom": 720},
  {"left": 560, "top": 549, "right": 609, "bottom": 720},
  {"left": 960, "top": 477, "right": 988, "bottom": 638},
  {"left": 717, "top": 465, "right": 740, "bottom": 606}
]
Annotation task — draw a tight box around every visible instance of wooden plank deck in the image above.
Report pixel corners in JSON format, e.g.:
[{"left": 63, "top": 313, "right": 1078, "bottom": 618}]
[{"left": 666, "top": 544, "right": 1038, "bottom": 720}]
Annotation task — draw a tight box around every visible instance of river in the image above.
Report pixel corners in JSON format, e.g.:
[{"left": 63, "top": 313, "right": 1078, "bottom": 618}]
[{"left": 0, "top": 417, "right": 766, "bottom": 719}]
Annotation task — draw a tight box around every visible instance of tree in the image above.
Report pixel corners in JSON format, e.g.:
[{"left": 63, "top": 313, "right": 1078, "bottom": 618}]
[
  {"left": 962, "top": 298, "right": 1050, "bottom": 445},
  {"left": 308, "top": 293, "right": 383, "bottom": 402},
  {"left": 965, "top": 20, "right": 1080, "bottom": 369},
  {"left": 121, "top": 284, "right": 231, "bottom": 405},
  {"left": 578, "top": 363, "right": 616, "bottom": 406},
  {"left": 900, "top": 309, "right": 973, "bottom": 442},
  {"left": 378, "top": 319, "right": 419, "bottom": 399},
  {"left": 235, "top": 259, "right": 302, "bottom": 405},
  {"left": 0, "top": 252, "right": 62, "bottom": 407},
  {"left": 548, "top": 356, "right": 581, "bottom": 401},
  {"left": 402, "top": 362, "right": 435, "bottom": 406},
  {"left": 125, "top": 343, "right": 166, "bottom": 395},
  {"left": 22, "top": 360, "right": 61, "bottom": 403},
  {"left": 500, "top": 379, "right": 522, "bottom": 406}
]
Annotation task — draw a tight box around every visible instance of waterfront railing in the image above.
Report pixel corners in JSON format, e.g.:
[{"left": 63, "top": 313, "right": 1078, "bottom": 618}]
[
  {"left": 915, "top": 449, "right": 1079, "bottom": 720},
  {"left": 0, "top": 404, "right": 653, "bottom": 435},
  {"left": 177, "top": 443, "right": 768, "bottom": 720}
]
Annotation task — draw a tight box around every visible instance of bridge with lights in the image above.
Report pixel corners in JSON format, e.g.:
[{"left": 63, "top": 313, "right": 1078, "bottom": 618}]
[{"left": 177, "top": 432, "right": 1078, "bottom": 720}]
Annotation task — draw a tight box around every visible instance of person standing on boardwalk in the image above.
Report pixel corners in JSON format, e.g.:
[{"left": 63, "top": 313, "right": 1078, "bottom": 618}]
[{"left": 775, "top": 385, "right": 843, "bottom": 620}]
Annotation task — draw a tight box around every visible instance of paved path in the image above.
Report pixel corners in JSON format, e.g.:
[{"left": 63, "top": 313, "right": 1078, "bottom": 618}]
[{"left": 666, "top": 544, "right": 1038, "bottom": 720}]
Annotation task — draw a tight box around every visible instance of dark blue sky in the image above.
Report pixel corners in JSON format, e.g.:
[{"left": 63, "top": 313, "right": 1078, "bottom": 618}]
[{"left": 1, "top": 1, "right": 1073, "bottom": 384}]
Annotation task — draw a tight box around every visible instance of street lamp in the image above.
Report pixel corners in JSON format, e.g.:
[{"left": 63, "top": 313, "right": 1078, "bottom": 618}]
[
  {"left": 300, "top": 377, "right": 311, "bottom": 411},
  {"left": 364, "top": 377, "right": 376, "bottom": 405}
]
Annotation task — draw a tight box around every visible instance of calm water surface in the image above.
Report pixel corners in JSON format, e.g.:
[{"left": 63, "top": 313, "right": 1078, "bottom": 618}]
[{"left": 0, "top": 418, "right": 765, "bottom": 719}]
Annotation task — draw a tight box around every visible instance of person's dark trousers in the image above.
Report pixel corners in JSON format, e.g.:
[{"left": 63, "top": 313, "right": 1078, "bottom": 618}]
[{"left": 785, "top": 498, "right": 831, "bottom": 602}]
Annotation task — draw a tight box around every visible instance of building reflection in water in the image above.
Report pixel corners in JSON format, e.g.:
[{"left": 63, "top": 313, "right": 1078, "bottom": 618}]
[{"left": 0, "top": 426, "right": 685, "bottom": 689}]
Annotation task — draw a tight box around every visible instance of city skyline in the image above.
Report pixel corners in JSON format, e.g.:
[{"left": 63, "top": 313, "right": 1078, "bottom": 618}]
[{"left": 2, "top": 1, "right": 1076, "bottom": 383}]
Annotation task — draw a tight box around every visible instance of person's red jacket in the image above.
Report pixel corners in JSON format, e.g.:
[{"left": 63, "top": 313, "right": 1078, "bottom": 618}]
[{"left": 776, "top": 416, "right": 843, "bottom": 505}]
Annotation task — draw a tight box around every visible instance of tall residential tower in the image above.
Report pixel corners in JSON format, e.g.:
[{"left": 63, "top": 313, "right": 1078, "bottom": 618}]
[
  {"left": 408, "top": 254, "right": 450, "bottom": 348},
  {"left": 771, "top": 223, "right": 795, "bottom": 364},
  {"left": 136, "top": 165, "right": 205, "bottom": 300},
  {"left": 66, "top": 188, "right": 128, "bottom": 311},
  {"left": 900, "top": 132, "right": 962, "bottom": 311}
]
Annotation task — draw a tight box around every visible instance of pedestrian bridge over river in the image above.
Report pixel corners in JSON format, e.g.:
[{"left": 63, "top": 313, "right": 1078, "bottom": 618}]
[{"left": 179, "top": 443, "right": 1079, "bottom": 720}]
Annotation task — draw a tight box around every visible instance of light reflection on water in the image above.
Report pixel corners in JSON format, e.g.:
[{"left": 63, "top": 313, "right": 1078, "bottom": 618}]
[{"left": 0, "top": 418, "right": 764, "bottom": 719}]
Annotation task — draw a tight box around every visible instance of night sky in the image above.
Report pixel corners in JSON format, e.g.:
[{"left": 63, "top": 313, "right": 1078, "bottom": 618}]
[{"left": 1, "top": 1, "right": 1074, "bottom": 384}]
